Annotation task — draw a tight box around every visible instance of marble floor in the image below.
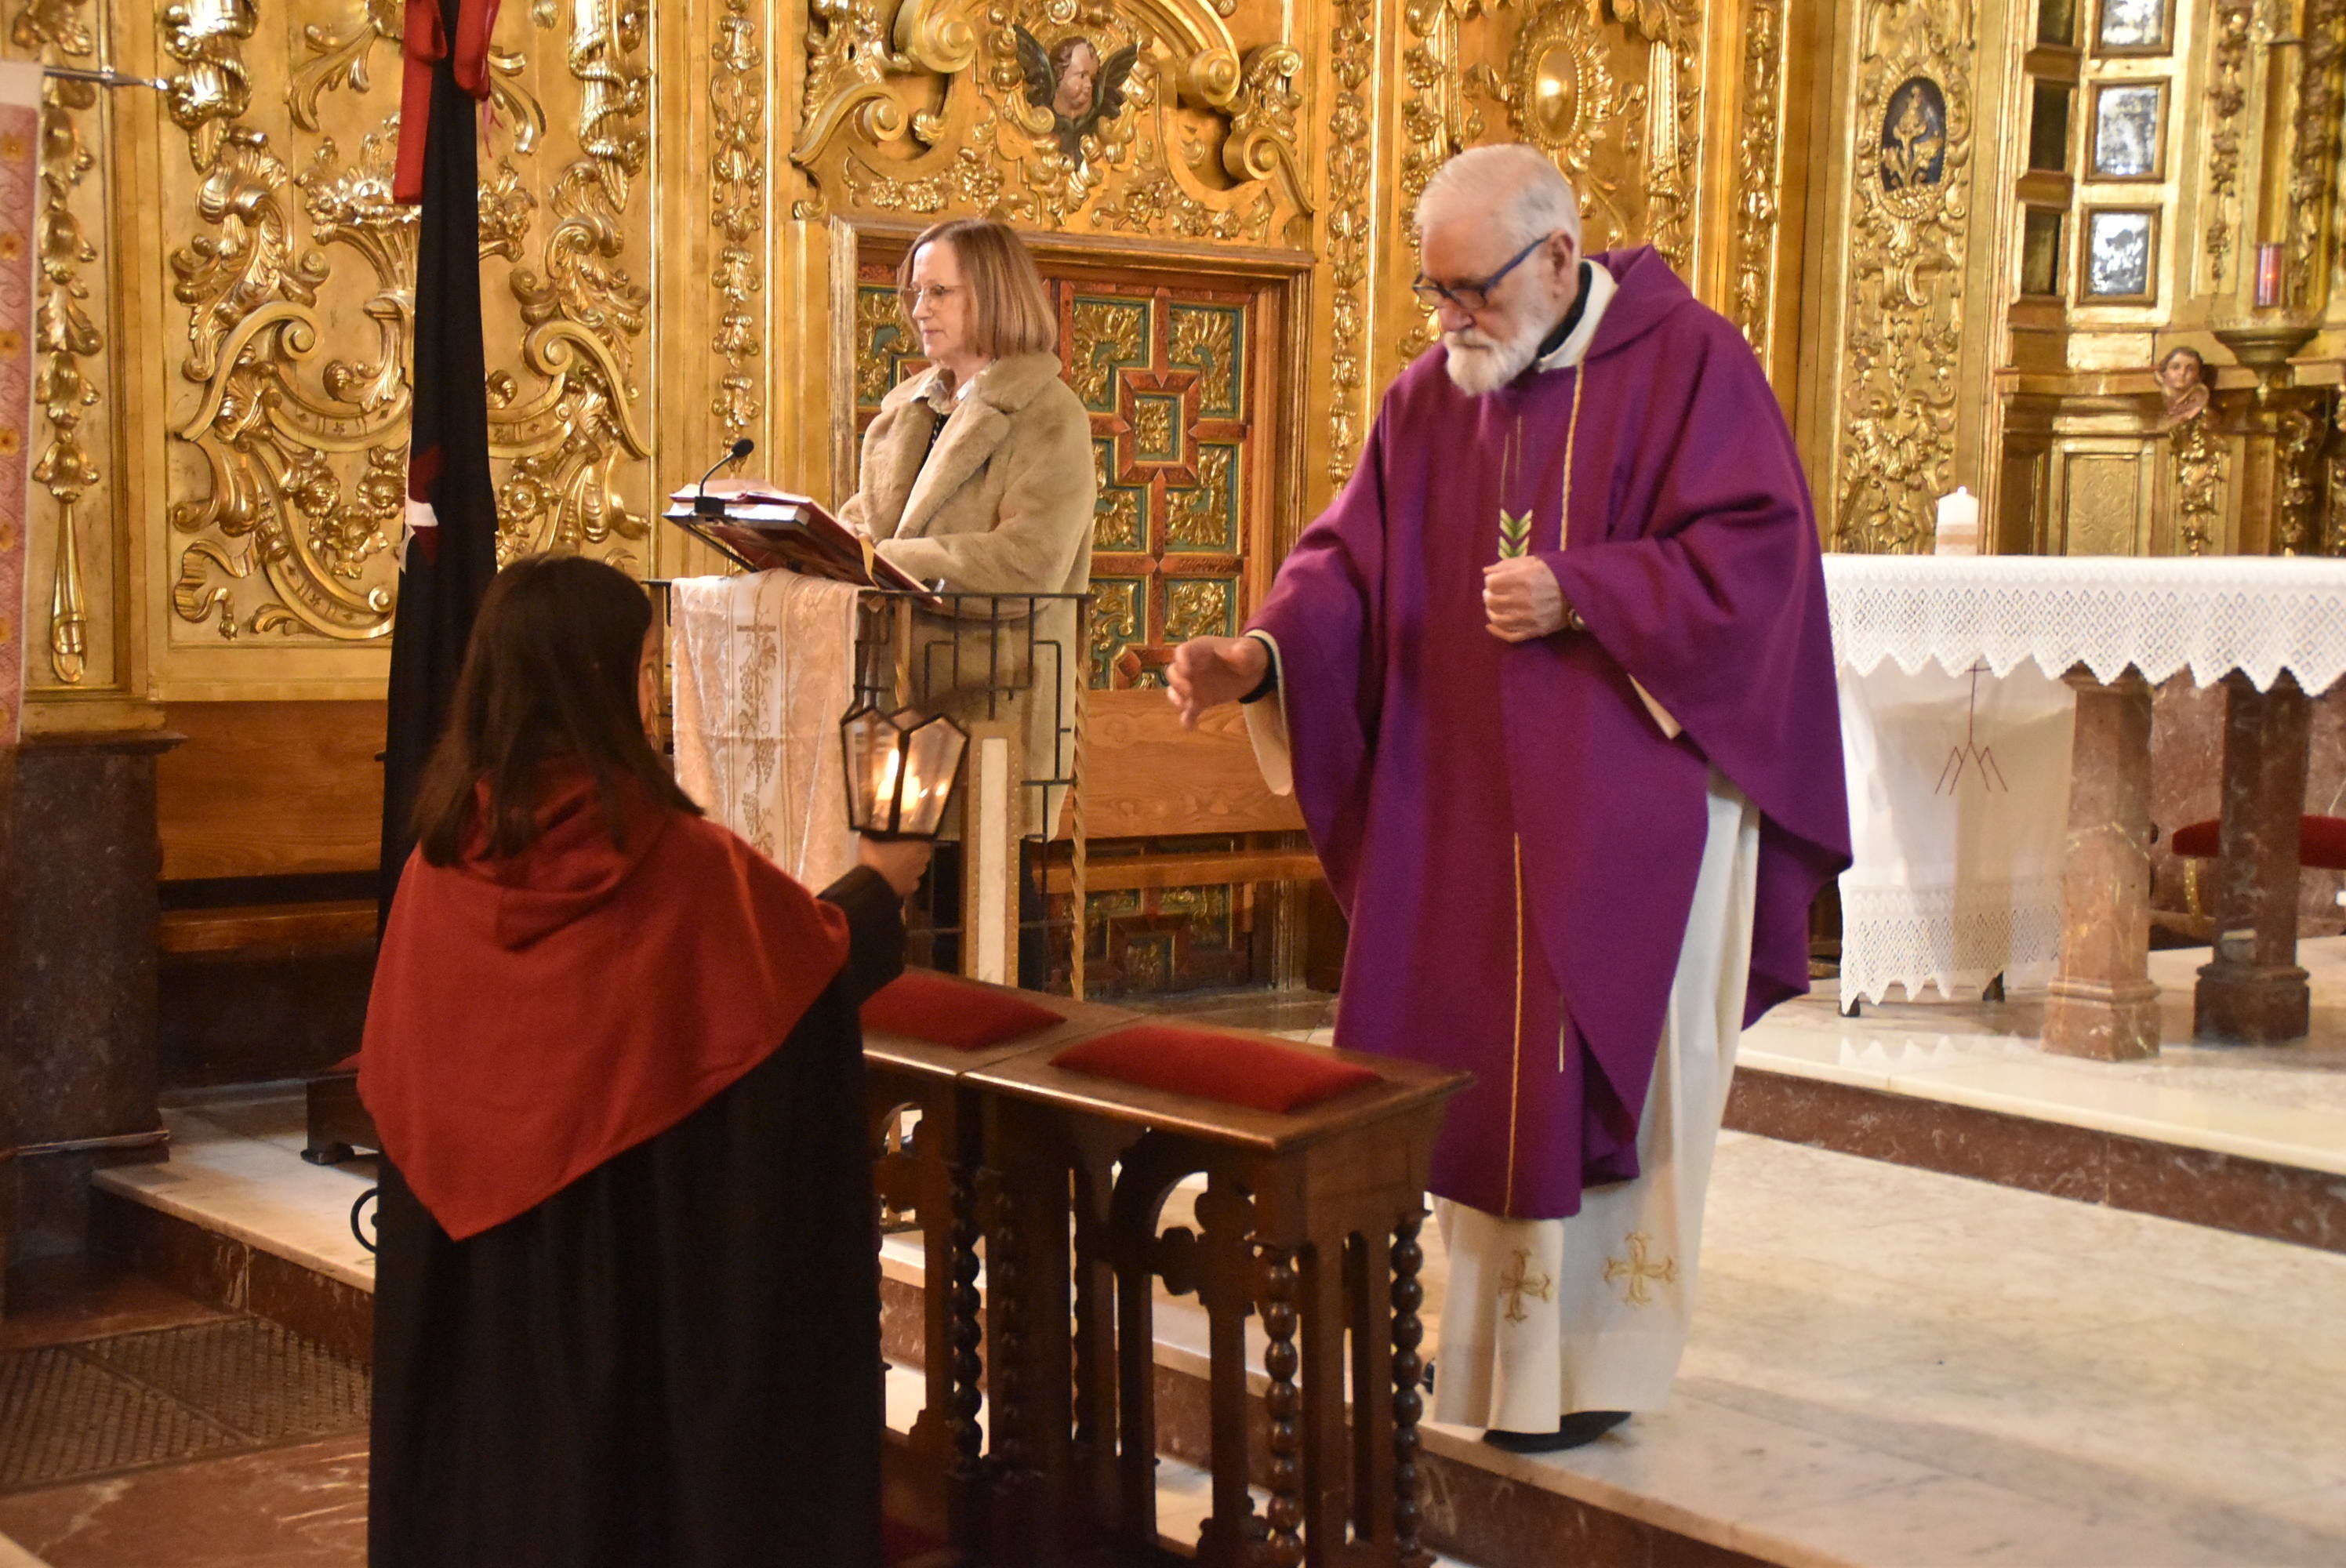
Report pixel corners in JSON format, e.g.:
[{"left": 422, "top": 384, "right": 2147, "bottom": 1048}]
[
  {"left": 1247, "top": 938, "right": 2346, "bottom": 1183},
  {"left": 1738, "top": 936, "right": 2346, "bottom": 1179},
  {"left": 86, "top": 1090, "right": 2346, "bottom": 1566}
]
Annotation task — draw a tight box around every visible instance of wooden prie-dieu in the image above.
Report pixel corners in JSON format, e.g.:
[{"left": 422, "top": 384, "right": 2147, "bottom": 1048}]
[{"left": 862, "top": 975, "right": 1467, "bottom": 1568}]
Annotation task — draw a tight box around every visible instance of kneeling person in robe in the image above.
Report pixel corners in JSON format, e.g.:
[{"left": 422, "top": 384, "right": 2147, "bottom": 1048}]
[
  {"left": 1169, "top": 145, "right": 1850, "bottom": 1451},
  {"left": 361, "top": 554, "right": 929, "bottom": 1566}
]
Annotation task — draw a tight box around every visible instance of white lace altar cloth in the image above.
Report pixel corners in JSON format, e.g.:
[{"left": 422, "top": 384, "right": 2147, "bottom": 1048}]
[
  {"left": 1824, "top": 554, "right": 2346, "bottom": 695},
  {"left": 670, "top": 571, "right": 861, "bottom": 891},
  {"left": 1836, "top": 660, "right": 2075, "bottom": 1007},
  {"left": 1825, "top": 554, "right": 2346, "bottom": 1007}
]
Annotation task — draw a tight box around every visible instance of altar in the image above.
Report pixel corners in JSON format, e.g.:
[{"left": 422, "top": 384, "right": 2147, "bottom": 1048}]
[{"left": 1826, "top": 554, "right": 2346, "bottom": 1059}]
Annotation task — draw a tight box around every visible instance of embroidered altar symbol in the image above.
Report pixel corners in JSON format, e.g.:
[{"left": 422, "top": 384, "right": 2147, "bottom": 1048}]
[{"left": 1935, "top": 661, "right": 2009, "bottom": 795}]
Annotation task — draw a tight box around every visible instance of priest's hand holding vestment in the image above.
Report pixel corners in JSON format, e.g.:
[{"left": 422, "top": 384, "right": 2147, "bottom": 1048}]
[{"left": 1482, "top": 557, "right": 1571, "bottom": 641}]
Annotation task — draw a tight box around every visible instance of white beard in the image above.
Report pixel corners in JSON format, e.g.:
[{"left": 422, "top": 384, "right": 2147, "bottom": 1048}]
[{"left": 1440, "top": 319, "right": 1545, "bottom": 396}]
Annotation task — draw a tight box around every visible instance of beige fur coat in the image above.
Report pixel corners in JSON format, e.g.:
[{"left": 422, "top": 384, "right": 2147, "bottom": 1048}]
[{"left": 841, "top": 351, "right": 1097, "bottom": 835}]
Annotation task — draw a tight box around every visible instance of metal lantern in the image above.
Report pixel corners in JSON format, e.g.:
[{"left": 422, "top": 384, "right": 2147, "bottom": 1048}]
[{"left": 841, "top": 703, "right": 968, "bottom": 840}]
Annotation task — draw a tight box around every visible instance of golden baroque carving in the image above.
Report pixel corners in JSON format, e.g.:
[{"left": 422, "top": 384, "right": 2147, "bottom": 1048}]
[
  {"left": 2169, "top": 411, "right": 2224, "bottom": 557},
  {"left": 490, "top": 0, "right": 654, "bottom": 566},
  {"left": 164, "top": 0, "right": 649, "bottom": 642},
  {"left": 1397, "top": 0, "right": 1469, "bottom": 361},
  {"left": 794, "top": 0, "right": 1303, "bottom": 241},
  {"left": 1832, "top": 0, "right": 1970, "bottom": 555},
  {"left": 2203, "top": 0, "right": 2253, "bottom": 288},
  {"left": 16, "top": 0, "right": 98, "bottom": 682},
  {"left": 1608, "top": 0, "right": 1703, "bottom": 277},
  {"left": 1409, "top": 0, "right": 1704, "bottom": 361},
  {"left": 2277, "top": 401, "right": 2323, "bottom": 556},
  {"left": 1323, "top": 0, "right": 1374, "bottom": 486},
  {"left": 1163, "top": 575, "right": 1230, "bottom": 639},
  {"left": 1165, "top": 443, "right": 1233, "bottom": 545},
  {"left": 164, "top": 1, "right": 401, "bottom": 641},
  {"left": 2285, "top": 0, "right": 2343, "bottom": 308},
  {"left": 2325, "top": 390, "right": 2346, "bottom": 557},
  {"left": 711, "top": 0, "right": 766, "bottom": 440},
  {"left": 1731, "top": 0, "right": 1786, "bottom": 357},
  {"left": 1469, "top": 2, "right": 1643, "bottom": 242},
  {"left": 1070, "top": 296, "right": 1147, "bottom": 405}
]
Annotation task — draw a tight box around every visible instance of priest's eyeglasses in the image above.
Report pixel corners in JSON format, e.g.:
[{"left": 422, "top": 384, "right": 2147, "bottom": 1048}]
[{"left": 1411, "top": 233, "right": 1560, "bottom": 314}]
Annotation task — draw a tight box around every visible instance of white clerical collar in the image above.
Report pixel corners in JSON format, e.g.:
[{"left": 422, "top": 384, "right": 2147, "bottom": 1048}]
[{"left": 1534, "top": 262, "right": 1617, "bottom": 373}]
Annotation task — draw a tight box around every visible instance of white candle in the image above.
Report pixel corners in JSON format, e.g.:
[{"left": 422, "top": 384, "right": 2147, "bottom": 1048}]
[{"left": 1934, "top": 486, "right": 1981, "bottom": 555}]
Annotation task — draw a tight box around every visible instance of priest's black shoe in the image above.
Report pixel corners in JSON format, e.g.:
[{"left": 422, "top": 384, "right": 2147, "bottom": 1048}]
[{"left": 1480, "top": 1410, "right": 1629, "bottom": 1454}]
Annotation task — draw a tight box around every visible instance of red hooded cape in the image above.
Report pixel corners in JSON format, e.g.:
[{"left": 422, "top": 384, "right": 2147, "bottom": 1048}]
[{"left": 359, "top": 774, "right": 850, "bottom": 1240}]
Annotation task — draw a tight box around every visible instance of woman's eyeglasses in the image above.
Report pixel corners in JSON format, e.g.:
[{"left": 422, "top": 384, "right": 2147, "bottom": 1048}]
[
  {"left": 898, "top": 284, "right": 964, "bottom": 311},
  {"left": 1411, "top": 233, "right": 1560, "bottom": 314}
]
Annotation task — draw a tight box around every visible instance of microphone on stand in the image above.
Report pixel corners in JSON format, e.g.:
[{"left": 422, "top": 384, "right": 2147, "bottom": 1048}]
[{"left": 693, "top": 437, "right": 756, "bottom": 518}]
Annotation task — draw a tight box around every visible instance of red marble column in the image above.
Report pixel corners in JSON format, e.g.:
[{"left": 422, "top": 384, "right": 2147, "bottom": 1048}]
[
  {"left": 2194, "top": 672, "right": 2312, "bottom": 1043},
  {"left": 1, "top": 730, "right": 180, "bottom": 1314},
  {"left": 2043, "top": 670, "right": 2162, "bottom": 1061}
]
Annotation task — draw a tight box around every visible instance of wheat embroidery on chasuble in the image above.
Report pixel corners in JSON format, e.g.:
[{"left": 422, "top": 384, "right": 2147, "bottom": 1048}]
[{"left": 1498, "top": 369, "right": 1587, "bottom": 1218}]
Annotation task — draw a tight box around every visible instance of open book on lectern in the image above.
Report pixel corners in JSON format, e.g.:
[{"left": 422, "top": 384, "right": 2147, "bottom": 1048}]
[{"left": 660, "top": 482, "right": 932, "bottom": 596}]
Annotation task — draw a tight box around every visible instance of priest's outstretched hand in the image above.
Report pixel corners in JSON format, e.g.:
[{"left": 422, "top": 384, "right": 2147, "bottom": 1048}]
[{"left": 1167, "top": 634, "right": 1269, "bottom": 728}]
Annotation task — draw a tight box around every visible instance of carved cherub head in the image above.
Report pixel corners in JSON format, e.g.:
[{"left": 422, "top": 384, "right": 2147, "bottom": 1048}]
[
  {"left": 1051, "top": 37, "right": 1101, "bottom": 118},
  {"left": 2157, "top": 346, "right": 2209, "bottom": 427},
  {"left": 1015, "top": 25, "right": 1139, "bottom": 165}
]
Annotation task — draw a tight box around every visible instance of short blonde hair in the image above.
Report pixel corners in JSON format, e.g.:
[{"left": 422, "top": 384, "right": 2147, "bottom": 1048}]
[{"left": 899, "top": 219, "right": 1059, "bottom": 359}]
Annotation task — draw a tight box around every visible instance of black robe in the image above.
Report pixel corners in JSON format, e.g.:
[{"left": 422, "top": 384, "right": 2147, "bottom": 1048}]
[{"left": 368, "top": 866, "right": 904, "bottom": 1568}]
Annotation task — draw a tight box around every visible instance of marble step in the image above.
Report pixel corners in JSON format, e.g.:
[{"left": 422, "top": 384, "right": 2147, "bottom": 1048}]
[{"left": 91, "top": 1092, "right": 2346, "bottom": 1568}]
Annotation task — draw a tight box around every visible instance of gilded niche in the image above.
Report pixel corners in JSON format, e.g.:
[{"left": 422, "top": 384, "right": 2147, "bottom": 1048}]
[
  {"left": 162, "top": 0, "right": 654, "bottom": 645},
  {"left": 1831, "top": 0, "right": 1971, "bottom": 555},
  {"left": 1398, "top": 0, "right": 1705, "bottom": 361},
  {"left": 793, "top": 0, "right": 1311, "bottom": 243}
]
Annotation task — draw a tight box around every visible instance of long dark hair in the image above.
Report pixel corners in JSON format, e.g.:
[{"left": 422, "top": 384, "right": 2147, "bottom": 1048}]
[{"left": 413, "top": 554, "right": 699, "bottom": 865}]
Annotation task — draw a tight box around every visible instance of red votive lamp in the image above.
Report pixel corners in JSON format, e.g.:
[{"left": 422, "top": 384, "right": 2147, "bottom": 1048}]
[{"left": 2254, "top": 243, "right": 2284, "bottom": 308}]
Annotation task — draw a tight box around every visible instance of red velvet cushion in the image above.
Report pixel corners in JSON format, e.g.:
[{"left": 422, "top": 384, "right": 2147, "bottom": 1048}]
[
  {"left": 2170, "top": 816, "right": 2346, "bottom": 869},
  {"left": 1051, "top": 1025, "right": 1383, "bottom": 1114},
  {"left": 2171, "top": 819, "right": 2220, "bottom": 858},
  {"left": 860, "top": 970, "right": 1066, "bottom": 1051}
]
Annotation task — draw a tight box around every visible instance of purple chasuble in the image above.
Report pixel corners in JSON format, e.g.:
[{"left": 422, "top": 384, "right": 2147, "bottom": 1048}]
[{"left": 1251, "top": 248, "right": 1850, "bottom": 1220}]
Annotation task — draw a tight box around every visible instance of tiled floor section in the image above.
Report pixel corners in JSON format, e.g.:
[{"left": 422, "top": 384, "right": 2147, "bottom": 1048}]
[{"left": 96, "top": 1089, "right": 2346, "bottom": 1566}]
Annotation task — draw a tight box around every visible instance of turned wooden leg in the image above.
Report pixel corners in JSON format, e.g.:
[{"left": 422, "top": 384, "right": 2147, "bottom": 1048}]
[
  {"left": 2195, "top": 672, "right": 2313, "bottom": 1042},
  {"left": 947, "top": 1156, "right": 986, "bottom": 1544},
  {"left": 1391, "top": 1212, "right": 1432, "bottom": 1568},
  {"left": 1258, "top": 1246, "right": 1305, "bottom": 1568},
  {"left": 986, "top": 1168, "right": 1033, "bottom": 1534},
  {"left": 2043, "top": 670, "right": 2162, "bottom": 1060}
]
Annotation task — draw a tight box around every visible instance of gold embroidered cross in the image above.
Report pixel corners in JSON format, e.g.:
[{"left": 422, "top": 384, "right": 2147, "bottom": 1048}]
[
  {"left": 1496, "top": 1247, "right": 1553, "bottom": 1324},
  {"left": 1603, "top": 1233, "right": 1677, "bottom": 1308}
]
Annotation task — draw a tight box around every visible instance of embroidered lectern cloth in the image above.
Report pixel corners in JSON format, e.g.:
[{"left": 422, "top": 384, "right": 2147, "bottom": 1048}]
[{"left": 670, "top": 570, "right": 861, "bottom": 889}]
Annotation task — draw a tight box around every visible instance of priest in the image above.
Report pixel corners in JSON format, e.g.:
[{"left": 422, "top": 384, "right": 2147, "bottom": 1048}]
[{"left": 1168, "top": 144, "right": 1848, "bottom": 1450}]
